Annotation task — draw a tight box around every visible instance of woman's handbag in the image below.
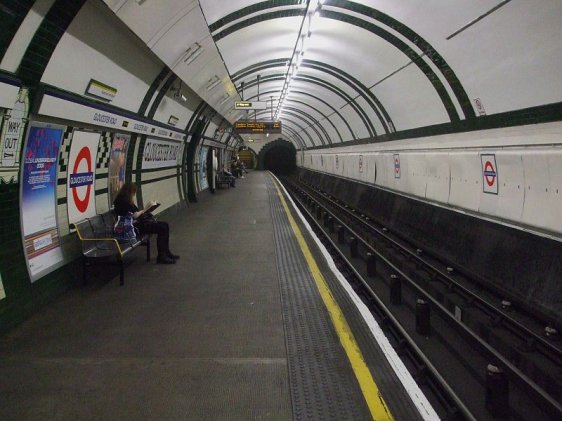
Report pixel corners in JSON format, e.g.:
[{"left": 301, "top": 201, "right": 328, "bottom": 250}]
[{"left": 114, "top": 212, "right": 137, "bottom": 241}]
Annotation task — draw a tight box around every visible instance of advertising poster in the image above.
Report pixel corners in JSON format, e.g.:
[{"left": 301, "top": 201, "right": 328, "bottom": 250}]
[
  {"left": 212, "top": 149, "right": 217, "bottom": 190},
  {"left": 108, "top": 133, "right": 130, "bottom": 207},
  {"left": 141, "top": 138, "right": 183, "bottom": 170},
  {"left": 67, "top": 131, "right": 100, "bottom": 224},
  {"left": 394, "top": 154, "right": 401, "bottom": 179},
  {"left": 0, "top": 87, "right": 28, "bottom": 184},
  {"left": 199, "top": 146, "right": 209, "bottom": 190},
  {"left": 20, "top": 122, "right": 64, "bottom": 282}
]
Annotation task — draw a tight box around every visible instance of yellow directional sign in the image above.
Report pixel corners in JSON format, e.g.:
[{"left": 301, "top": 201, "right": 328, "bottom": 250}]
[{"left": 235, "top": 101, "right": 267, "bottom": 110}]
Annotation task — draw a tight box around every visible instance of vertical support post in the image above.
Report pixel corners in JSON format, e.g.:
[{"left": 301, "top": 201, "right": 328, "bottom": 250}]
[
  {"left": 337, "top": 225, "right": 345, "bottom": 244},
  {"left": 146, "top": 236, "right": 151, "bottom": 261},
  {"left": 349, "top": 237, "right": 358, "bottom": 258},
  {"left": 416, "top": 298, "right": 430, "bottom": 335},
  {"left": 83, "top": 257, "right": 88, "bottom": 283},
  {"left": 327, "top": 216, "right": 335, "bottom": 233},
  {"left": 366, "top": 252, "right": 376, "bottom": 277},
  {"left": 119, "top": 260, "right": 125, "bottom": 286},
  {"left": 390, "top": 274, "right": 401, "bottom": 305},
  {"left": 485, "top": 364, "right": 509, "bottom": 418}
]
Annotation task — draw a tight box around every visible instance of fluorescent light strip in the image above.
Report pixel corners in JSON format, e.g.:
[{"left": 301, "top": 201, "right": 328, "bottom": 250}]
[
  {"left": 184, "top": 43, "right": 203, "bottom": 65},
  {"left": 206, "top": 76, "right": 221, "bottom": 90}
]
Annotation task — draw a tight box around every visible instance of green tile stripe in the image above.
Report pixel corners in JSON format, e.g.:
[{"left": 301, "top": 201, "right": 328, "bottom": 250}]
[
  {"left": 0, "top": 0, "right": 35, "bottom": 60},
  {"left": 17, "top": 0, "right": 87, "bottom": 87}
]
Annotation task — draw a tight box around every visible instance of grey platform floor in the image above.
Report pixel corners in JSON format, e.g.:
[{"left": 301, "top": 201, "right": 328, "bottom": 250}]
[{"left": 0, "top": 171, "right": 422, "bottom": 420}]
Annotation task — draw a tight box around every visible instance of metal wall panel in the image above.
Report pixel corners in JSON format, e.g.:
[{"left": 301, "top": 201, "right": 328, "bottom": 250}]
[
  {"left": 302, "top": 144, "right": 562, "bottom": 236},
  {"left": 449, "top": 152, "right": 481, "bottom": 212},
  {"left": 379, "top": 154, "right": 395, "bottom": 190},
  {"left": 425, "top": 152, "right": 450, "bottom": 203},
  {"left": 546, "top": 152, "right": 562, "bottom": 232},
  {"left": 364, "top": 154, "right": 376, "bottom": 185},
  {"left": 521, "top": 150, "right": 562, "bottom": 232},
  {"left": 495, "top": 152, "right": 525, "bottom": 221},
  {"left": 404, "top": 153, "right": 427, "bottom": 197}
]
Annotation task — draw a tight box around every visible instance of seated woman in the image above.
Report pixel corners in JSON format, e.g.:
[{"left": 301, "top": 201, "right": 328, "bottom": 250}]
[
  {"left": 221, "top": 165, "right": 236, "bottom": 187},
  {"left": 113, "top": 182, "right": 179, "bottom": 264}
]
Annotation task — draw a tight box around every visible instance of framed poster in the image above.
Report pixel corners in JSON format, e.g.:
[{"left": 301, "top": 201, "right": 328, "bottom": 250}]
[
  {"left": 108, "top": 133, "right": 130, "bottom": 208},
  {"left": 394, "top": 154, "right": 401, "bottom": 179},
  {"left": 199, "top": 146, "right": 209, "bottom": 190},
  {"left": 20, "top": 122, "right": 65, "bottom": 282}
]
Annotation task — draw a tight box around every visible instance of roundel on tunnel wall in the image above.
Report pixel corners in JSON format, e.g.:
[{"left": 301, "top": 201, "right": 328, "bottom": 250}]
[
  {"left": 481, "top": 154, "right": 498, "bottom": 195},
  {"left": 67, "top": 131, "right": 101, "bottom": 224}
]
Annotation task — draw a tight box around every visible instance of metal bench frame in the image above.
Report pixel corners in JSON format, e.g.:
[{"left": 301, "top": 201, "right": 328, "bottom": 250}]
[
  {"left": 72, "top": 212, "right": 150, "bottom": 286},
  {"left": 216, "top": 173, "right": 231, "bottom": 189}
]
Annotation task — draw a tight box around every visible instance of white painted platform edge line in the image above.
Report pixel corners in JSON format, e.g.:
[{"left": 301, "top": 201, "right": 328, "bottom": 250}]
[{"left": 273, "top": 174, "right": 440, "bottom": 421}]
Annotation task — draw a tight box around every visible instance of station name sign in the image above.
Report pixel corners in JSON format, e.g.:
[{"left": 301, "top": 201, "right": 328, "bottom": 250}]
[
  {"left": 234, "top": 121, "right": 281, "bottom": 134},
  {"left": 235, "top": 101, "right": 267, "bottom": 110}
]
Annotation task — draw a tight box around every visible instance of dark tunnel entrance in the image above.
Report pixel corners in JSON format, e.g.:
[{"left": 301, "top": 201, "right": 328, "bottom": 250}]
[{"left": 258, "top": 139, "right": 297, "bottom": 175}]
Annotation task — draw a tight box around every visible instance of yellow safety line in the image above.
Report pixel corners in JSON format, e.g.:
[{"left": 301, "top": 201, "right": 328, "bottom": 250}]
[{"left": 272, "top": 177, "right": 394, "bottom": 421}]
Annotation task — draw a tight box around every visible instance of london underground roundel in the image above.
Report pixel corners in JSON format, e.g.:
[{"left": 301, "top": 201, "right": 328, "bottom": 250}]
[{"left": 70, "top": 146, "right": 94, "bottom": 213}]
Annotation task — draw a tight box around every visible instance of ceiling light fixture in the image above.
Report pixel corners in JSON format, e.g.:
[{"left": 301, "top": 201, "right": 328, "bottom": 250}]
[
  {"left": 206, "top": 75, "right": 221, "bottom": 90},
  {"left": 184, "top": 42, "right": 203, "bottom": 65},
  {"left": 274, "top": 1, "right": 320, "bottom": 120}
]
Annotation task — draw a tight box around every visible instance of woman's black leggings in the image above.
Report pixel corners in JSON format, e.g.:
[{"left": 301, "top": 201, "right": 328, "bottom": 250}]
[{"left": 139, "top": 220, "right": 170, "bottom": 256}]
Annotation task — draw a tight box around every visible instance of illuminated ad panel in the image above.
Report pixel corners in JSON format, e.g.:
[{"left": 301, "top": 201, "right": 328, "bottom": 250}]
[
  {"left": 199, "top": 146, "right": 209, "bottom": 191},
  {"left": 67, "top": 131, "right": 101, "bottom": 224},
  {"left": 20, "top": 122, "right": 64, "bottom": 282}
]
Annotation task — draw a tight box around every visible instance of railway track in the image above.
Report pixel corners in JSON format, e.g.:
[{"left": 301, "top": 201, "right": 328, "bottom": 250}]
[{"left": 280, "top": 175, "right": 562, "bottom": 420}]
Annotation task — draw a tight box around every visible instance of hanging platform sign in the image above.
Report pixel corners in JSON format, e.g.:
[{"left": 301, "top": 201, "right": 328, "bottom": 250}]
[
  {"left": 86, "top": 79, "right": 117, "bottom": 102},
  {"left": 235, "top": 101, "right": 267, "bottom": 110},
  {"left": 234, "top": 121, "right": 281, "bottom": 134}
]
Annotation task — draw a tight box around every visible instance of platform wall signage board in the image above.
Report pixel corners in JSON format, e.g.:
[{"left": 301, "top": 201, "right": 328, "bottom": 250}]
[
  {"left": 0, "top": 87, "right": 29, "bottom": 184},
  {"left": 141, "top": 138, "right": 183, "bottom": 169},
  {"left": 20, "top": 122, "right": 64, "bottom": 282},
  {"left": 67, "top": 131, "right": 100, "bottom": 224}
]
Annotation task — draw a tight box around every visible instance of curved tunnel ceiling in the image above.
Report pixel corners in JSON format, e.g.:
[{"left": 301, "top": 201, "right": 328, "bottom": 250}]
[{"left": 104, "top": 0, "right": 561, "bottom": 150}]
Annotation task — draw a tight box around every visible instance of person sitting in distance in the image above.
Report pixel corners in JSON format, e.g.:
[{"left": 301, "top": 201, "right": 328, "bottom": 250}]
[
  {"left": 230, "top": 158, "right": 241, "bottom": 178},
  {"left": 221, "top": 165, "right": 236, "bottom": 187},
  {"left": 113, "top": 182, "right": 179, "bottom": 264}
]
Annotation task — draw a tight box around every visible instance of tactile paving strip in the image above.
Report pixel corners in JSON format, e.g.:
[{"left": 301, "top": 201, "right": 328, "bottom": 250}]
[{"left": 267, "top": 176, "right": 372, "bottom": 420}]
